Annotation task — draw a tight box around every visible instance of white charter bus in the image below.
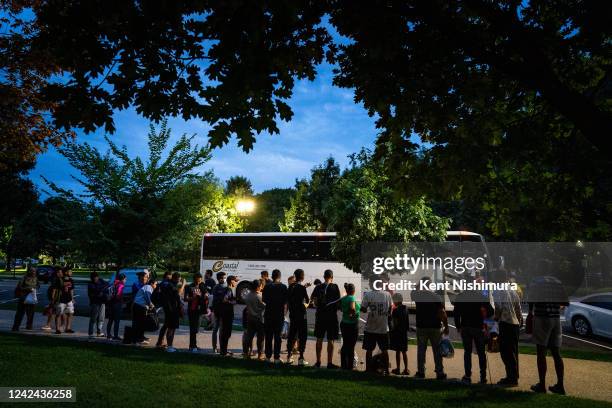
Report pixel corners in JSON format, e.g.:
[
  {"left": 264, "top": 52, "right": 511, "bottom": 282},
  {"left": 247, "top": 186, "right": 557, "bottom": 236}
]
[{"left": 200, "top": 231, "right": 489, "bottom": 304}]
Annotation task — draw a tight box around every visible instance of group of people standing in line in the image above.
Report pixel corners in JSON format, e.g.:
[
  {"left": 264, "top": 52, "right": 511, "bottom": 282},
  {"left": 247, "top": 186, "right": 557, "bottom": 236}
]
[{"left": 11, "top": 265, "right": 568, "bottom": 395}]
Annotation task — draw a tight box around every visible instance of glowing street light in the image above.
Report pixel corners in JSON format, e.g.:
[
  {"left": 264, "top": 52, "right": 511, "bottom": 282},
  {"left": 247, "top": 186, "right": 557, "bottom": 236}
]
[{"left": 235, "top": 199, "right": 255, "bottom": 215}]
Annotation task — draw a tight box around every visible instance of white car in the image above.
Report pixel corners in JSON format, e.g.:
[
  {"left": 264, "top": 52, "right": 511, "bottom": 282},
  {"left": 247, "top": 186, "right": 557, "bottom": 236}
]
[{"left": 564, "top": 293, "right": 612, "bottom": 339}]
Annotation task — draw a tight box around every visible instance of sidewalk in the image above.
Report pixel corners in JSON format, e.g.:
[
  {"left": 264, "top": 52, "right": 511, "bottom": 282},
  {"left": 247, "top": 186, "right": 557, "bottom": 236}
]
[{"left": 2, "top": 309, "right": 611, "bottom": 402}]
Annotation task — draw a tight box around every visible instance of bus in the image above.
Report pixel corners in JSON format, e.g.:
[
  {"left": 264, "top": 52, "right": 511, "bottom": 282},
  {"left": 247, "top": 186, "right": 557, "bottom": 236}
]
[{"left": 200, "top": 231, "right": 489, "bottom": 304}]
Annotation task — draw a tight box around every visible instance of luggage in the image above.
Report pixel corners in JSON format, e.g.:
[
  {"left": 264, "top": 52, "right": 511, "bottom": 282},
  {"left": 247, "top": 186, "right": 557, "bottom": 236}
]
[
  {"left": 439, "top": 335, "right": 455, "bottom": 358},
  {"left": 143, "top": 310, "right": 160, "bottom": 332}
]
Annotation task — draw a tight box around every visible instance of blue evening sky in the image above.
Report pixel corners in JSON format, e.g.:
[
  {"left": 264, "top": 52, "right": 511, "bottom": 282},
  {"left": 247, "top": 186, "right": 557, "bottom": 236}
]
[{"left": 30, "top": 62, "right": 378, "bottom": 195}]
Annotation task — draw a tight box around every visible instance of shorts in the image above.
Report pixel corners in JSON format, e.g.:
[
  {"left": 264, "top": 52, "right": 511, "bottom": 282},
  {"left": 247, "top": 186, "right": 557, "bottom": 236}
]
[
  {"left": 55, "top": 301, "right": 74, "bottom": 315},
  {"left": 390, "top": 332, "right": 408, "bottom": 351},
  {"left": 314, "top": 315, "right": 339, "bottom": 340},
  {"left": 362, "top": 332, "right": 390, "bottom": 351},
  {"left": 532, "top": 316, "right": 562, "bottom": 348}
]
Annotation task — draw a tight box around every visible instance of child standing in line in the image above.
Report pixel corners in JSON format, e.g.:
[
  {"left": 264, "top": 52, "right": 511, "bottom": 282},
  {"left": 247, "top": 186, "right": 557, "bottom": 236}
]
[{"left": 390, "top": 292, "right": 410, "bottom": 375}]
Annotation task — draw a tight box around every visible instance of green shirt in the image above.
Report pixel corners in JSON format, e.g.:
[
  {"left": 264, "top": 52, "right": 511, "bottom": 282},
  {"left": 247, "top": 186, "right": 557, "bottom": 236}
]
[{"left": 340, "top": 295, "right": 360, "bottom": 324}]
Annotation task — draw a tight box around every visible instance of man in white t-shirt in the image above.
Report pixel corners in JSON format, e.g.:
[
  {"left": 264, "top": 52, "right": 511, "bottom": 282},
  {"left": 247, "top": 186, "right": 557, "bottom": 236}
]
[{"left": 361, "top": 275, "right": 393, "bottom": 373}]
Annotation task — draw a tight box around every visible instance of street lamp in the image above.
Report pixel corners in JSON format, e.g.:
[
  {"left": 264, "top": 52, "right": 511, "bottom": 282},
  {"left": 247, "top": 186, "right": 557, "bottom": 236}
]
[{"left": 235, "top": 199, "right": 255, "bottom": 215}]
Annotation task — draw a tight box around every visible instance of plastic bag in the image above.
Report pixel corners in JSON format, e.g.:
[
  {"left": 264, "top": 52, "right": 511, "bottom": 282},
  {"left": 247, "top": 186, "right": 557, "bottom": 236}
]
[
  {"left": 24, "top": 291, "right": 38, "bottom": 305},
  {"left": 439, "top": 335, "right": 454, "bottom": 359}
]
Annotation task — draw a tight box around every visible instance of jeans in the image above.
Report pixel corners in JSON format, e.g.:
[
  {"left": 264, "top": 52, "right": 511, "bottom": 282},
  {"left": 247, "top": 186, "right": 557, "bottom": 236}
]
[
  {"left": 460, "top": 326, "right": 487, "bottom": 379},
  {"left": 212, "top": 314, "right": 221, "bottom": 350},
  {"left": 416, "top": 327, "right": 444, "bottom": 375},
  {"left": 106, "top": 302, "right": 122, "bottom": 338},
  {"left": 287, "top": 316, "right": 307, "bottom": 356},
  {"left": 188, "top": 310, "right": 203, "bottom": 349},
  {"left": 340, "top": 322, "right": 359, "bottom": 370},
  {"left": 243, "top": 317, "right": 265, "bottom": 355},
  {"left": 499, "top": 321, "right": 520, "bottom": 380},
  {"left": 12, "top": 299, "right": 35, "bottom": 330},
  {"left": 219, "top": 311, "right": 234, "bottom": 355},
  {"left": 264, "top": 317, "right": 283, "bottom": 360},
  {"left": 88, "top": 303, "right": 106, "bottom": 336}
]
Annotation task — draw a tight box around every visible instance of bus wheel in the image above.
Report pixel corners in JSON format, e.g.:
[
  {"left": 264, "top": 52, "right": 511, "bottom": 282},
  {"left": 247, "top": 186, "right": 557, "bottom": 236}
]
[{"left": 236, "top": 281, "right": 251, "bottom": 304}]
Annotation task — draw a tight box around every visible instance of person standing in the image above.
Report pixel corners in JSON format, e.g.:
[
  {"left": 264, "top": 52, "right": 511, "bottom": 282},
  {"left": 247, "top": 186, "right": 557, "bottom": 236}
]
[
  {"left": 262, "top": 269, "right": 288, "bottom": 363},
  {"left": 243, "top": 279, "right": 266, "bottom": 360},
  {"left": 132, "top": 279, "right": 157, "bottom": 344},
  {"left": 311, "top": 269, "right": 341, "bottom": 369},
  {"left": 211, "top": 272, "right": 228, "bottom": 352},
  {"left": 527, "top": 273, "right": 568, "bottom": 395},
  {"left": 185, "top": 273, "right": 208, "bottom": 352},
  {"left": 154, "top": 272, "right": 172, "bottom": 348},
  {"left": 455, "top": 283, "right": 494, "bottom": 384},
  {"left": 219, "top": 275, "right": 238, "bottom": 356},
  {"left": 411, "top": 277, "right": 449, "bottom": 380},
  {"left": 493, "top": 268, "right": 523, "bottom": 387},
  {"left": 204, "top": 270, "right": 216, "bottom": 293},
  {"left": 106, "top": 272, "right": 126, "bottom": 341},
  {"left": 287, "top": 269, "right": 310, "bottom": 366},
  {"left": 11, "top": 267, "right": 39, "bottom": 331},
  {"left": 261, "top": 270, "right": 272, "bottom": 285},
  {"left": 390, "top": 292, "right": 410, "bottom": 376},
  {"left": 57, "top": 267, "right": 75, "bottom": 334},
  {"left": 339, "top": 283, "right": 360, "bottom": 370},
  {"left": 87, "top": 271, "right": 107, "bottom": 339},
  {"left": 132, "top": 270, "right": 149, "bottom": 295},
  {"left": 361, "top": 277, "right": 393, "bottom": 374},
  {"left": 159, "top": 273, "right": 182, "bottom": 352}
]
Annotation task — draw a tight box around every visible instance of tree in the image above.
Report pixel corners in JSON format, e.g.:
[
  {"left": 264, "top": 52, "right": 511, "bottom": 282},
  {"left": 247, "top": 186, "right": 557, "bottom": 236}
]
[
  {"left": 225, "top": 176, "right": 254, "bottom": 197},
  {"left": 46, "top": 120, "right": 212, "bottom": 265},
  {"left": 0, "top": 4, "right": 71, "bottom": 174},
  {"left": 247, "top": 188, "right": 295, "bottom": 232},
  {"left": 280, "top": 157, "right": 340, "bottom": 232},
  {"left": 324, "top": 150, "right": 449, "bottom": 273}
]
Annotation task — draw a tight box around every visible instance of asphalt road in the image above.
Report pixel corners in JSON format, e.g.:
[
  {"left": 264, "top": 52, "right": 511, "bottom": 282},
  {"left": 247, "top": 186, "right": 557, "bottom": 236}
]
[{"left": 2, "top": 278, "right": 612, "bottom": 353}]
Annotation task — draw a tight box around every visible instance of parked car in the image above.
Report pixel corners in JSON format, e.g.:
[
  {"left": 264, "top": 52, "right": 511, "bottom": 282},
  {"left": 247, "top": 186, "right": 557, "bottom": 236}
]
[
  {"left": 36, "top": 265, "right": 58, "bottom": 284},
  {"left": 564, "top": 292, "right": 612, "bottom": 339}
]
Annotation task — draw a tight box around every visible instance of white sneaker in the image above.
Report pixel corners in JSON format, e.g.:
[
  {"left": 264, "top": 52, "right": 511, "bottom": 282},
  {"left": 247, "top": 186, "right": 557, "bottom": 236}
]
[
  {"left": 167, "top": 347, "right": 177, "bottom": 353},
  {"left": 41, "top": 325, "right": 52, "bottom": 331},
  {"left": 298, "top": 358, "right": 309, "bottom": 366}
]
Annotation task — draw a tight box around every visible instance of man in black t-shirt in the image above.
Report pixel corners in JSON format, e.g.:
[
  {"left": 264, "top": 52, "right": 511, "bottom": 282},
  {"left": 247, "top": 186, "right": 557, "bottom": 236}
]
[
  {"left": 287, "top": 269, "right": 310, "bottom": 365},
  {"left": 411, "top": 278, "right": 449, "bottom": 380},
  {"left": 311, "top": 269, "right": 341, "bottom": 369},
  {"left": 262, "top": 269, "right": 288, "bottom": 362}
]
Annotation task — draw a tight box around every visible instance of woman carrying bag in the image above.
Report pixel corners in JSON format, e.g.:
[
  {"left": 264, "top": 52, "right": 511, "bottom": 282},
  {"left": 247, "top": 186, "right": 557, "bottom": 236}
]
[{"left": 12, "top": 266, "right": 39, "bottom": 331}]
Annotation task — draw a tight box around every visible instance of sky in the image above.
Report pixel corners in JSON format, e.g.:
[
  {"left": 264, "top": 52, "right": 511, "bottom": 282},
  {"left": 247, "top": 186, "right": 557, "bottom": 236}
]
[{"left": 30, "top": 63, "right": 378, "bottom": 195}]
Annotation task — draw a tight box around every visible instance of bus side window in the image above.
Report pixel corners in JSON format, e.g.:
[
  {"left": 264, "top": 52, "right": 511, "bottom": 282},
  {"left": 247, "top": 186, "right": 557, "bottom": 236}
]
[{"left": 317, "top": 240, "right": 334, "bottom": 261}]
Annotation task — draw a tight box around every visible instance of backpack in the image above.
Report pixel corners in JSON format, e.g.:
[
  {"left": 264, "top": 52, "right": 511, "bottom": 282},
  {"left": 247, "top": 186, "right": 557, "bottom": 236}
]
[
  {"left": 314, "top": 283, "right": 338, "bottom": 311},
  {"left": 103, "top": 283, "right": 117, "bottom": 303}
]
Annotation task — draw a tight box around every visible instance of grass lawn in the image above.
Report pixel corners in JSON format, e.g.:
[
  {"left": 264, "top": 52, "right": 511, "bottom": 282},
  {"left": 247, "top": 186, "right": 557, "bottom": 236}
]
[{"left": 0, "top": 333, "right": 611, "bottom": 408}]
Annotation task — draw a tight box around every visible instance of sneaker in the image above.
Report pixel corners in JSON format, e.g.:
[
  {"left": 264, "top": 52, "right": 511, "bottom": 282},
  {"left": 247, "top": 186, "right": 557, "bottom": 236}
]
[
  {"left": 461, "top": 376, "right": 472, "bottom": 384},
  {"left": 274, "top": 359, "right": 282, "bottom": 365},
  {"left": 327, "top": 363, "right": 340, "bottom": 370},
  {"left": 531, "top": 383, "right": 546, "bottom": 393},
  {"left": 402, "top": 369, "right": 410, "bottom": 376},
  {"left": 286, "top": 357, "right": 295, "bottom": 364},
  {"left": 191, "top": 348, "right": 200, "bottom": 354},
  {"left": 391, "top": 368, "right": 400, "bottom": 375},
  {"left": 548, "top": 384, "right": 566, "bottom": 395},
  {"left": 55, "top": 330, "right": 61, "bottom": 335},
  {"left": 314, "top": 362, "right": 321, "bottom": 368},
  {"left": 436, "top": 373, "right": 447, "bottom": 380},
  {"left": 414, "top": 372, "right": 425, "bottom": 379},
  {"left": 112, "top": 336, "right": 122, "bottom": 341},
  {"left": 144, "top": 336, "right": 151, "bottom": 341},
  {"left": 298, "top": 358, "right": 309, "bottom": 367},
  {"left": 88, "top": 335, "right": 95, "bottom": 340},
  {"left": 138, "top": 340, "right": 150, "bottom": 345},
  {"left": 167, "top": 347, "right": 177, "bottom": 353},
  {"left": 258, "top": 354, "right": 266, "bottom": 361},
  {"left": 65, "top": 329, "right": 75, "bottom": 334},
  {"left": 479, "top": 377, "right": 488, "bottom": 385},
  {"left": 497, "top": 377, "right": 518, "bottom": 387},
  {"left": 97, "top": 333, "right": 106, "bottom": 338},
  {"left": 41, "top": 325, "right": 52, "bottom": 331}
]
